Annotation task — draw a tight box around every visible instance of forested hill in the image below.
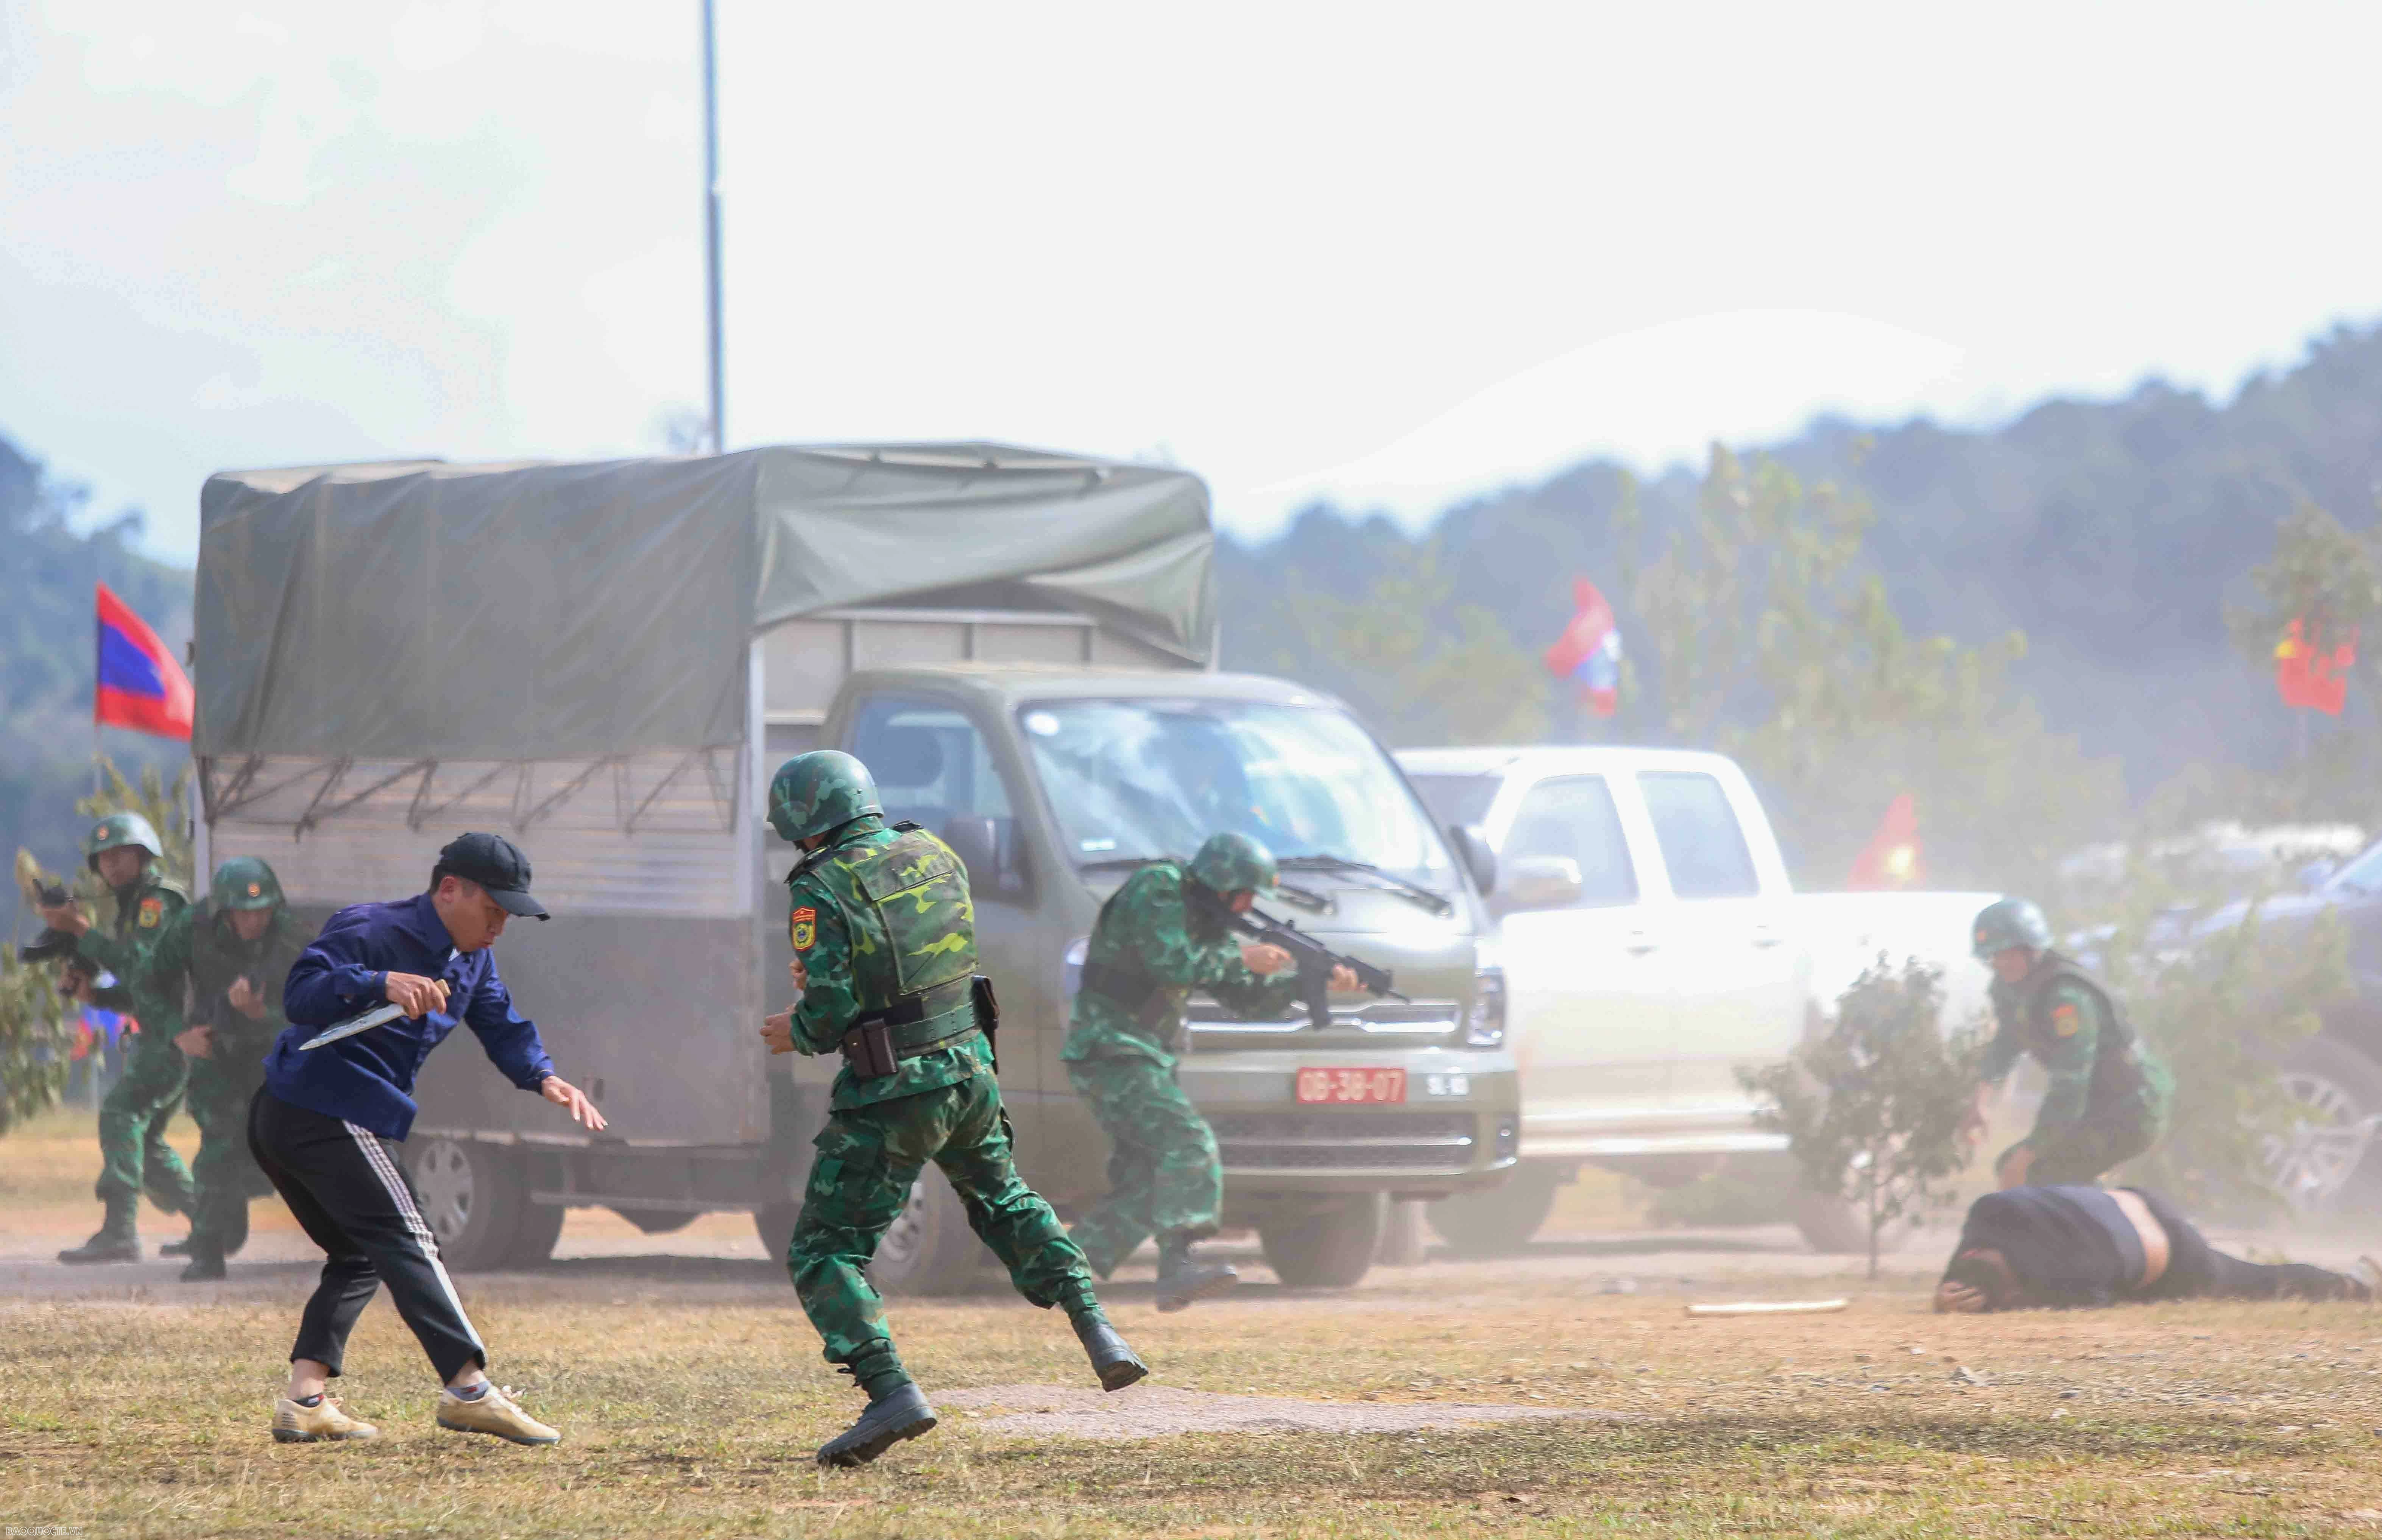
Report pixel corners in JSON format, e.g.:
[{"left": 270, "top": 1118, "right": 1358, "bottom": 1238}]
[
  {"left": 0, "top": 437, "right": 191, "bottom": 880},
  {"left": 1218, "top": 321, "right": 2382, "bottom": 793}
]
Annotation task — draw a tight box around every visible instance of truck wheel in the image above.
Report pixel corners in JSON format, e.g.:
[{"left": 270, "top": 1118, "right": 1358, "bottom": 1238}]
[
  {"left": 754, "top": 1203, "right": 800, "bottom": 1269},
  {"left": 1789, "top": 1192, "right": 1904, "bottom": 1256},
  {"left": 507, "top": 1199, "right": 568, "bottom": 1267},
  {"left": 869, "top": 1166, "right": 985, "bottom": 1297},
  {"left": 2268, "top": 1036, "right": 2382, "bottom": 1212},
  {"left": 613, "top": 1207, "right": 701, "bottom": 1235},
  {"left": 404, "top": 1137, "right": 525, "bottom": 1272},
  {"left": 1260, "top": 1196, "right": 1383, "bottom": 1289},
  {"left": 1425, "top": 1166, "right": 1559, "bottom": 1255}
]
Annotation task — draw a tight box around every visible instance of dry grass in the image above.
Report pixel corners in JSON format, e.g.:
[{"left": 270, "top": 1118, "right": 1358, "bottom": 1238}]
[{"left": 9, "top": 1114, "right": 2382, "bottom": 1535}]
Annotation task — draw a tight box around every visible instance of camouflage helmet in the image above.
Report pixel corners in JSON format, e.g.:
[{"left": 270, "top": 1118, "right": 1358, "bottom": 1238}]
[
  {"left": 1188, "top": 831, "right": 1277, "bottom": 898},
  {"left": 768, "top": 751, "right": 883, "bottom": 844},
  {"left": 84, "top": 811, "right": 164, "bottom": 872},
  {"left": 1971, "top": 897, "right": 2053, "bottom": 961},
  {"left": 210, "top": 856, "right": 284, "bottom": 913}
]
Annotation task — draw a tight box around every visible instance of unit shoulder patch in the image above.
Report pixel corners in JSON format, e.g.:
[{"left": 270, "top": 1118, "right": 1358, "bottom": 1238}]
[
  {"left": 790, "top": 906, "right": 817, "bottom": 952},
  {"left": 137, "top": 895, "right": 163, "bottom": 929},
  {"left": 2051, "top": 1001, "right": 2080, "bottom": 1037}
]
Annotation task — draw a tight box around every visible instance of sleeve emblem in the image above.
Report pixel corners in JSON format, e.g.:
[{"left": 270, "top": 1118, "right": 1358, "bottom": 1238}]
[
  {"left": 138, "top": 896, "right": 162, "bottom": 929},
  {"left": 790, "top": 906, "right": 817, "bottom": 952},
  {"left": 2051, "top": 1002, "right": 2080, "bottom": 1037}
]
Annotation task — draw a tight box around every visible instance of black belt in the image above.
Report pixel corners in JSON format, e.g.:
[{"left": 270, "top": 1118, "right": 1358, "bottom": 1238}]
[
  {"left": 852, "top": 976, "right": 979, "bottom": 1051},
  {"left": 1077, "top": 958, "right": 1178, "bottom": 1033}
]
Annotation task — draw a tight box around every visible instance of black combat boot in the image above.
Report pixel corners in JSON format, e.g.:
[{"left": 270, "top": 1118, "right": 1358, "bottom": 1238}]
[
  {"left": 1072, "top": 1311, "right": 1149, "bottom": 1392},
  {"left": 1154, "top": 1232, "right": 1238, "bottom": 1312},
  {"left": 815, "top": 1383, "right": 937, "bottom": 1468},
  {"left": 179, "top": 1246, "right": 228, "bottom": 1282},
  {"left": 57, "top": 1198, "right": 141, "bottom": 1265}
]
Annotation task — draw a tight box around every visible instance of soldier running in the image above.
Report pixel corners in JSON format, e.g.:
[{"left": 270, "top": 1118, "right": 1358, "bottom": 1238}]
[
  {"left": 758, "top": 751, "right": 1145, "bottom": 1468},
  {"left": 133, "top": 857, "right": 309, "bottom": 1281},
  {"left": 1063, "top": 832, "right": 1357, "bottom": 1309},
  {"left": 41, "top": 812, "right": 196, "bottom": 1263},
  {"left": 1964, "top": 898, "right": 2174, "bottom": 1188}
]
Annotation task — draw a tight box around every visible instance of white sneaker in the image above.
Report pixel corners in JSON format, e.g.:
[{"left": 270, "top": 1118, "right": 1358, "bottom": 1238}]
[
  {"left": 272, "top": 1394, "right": 379, "bottom": 1443},
  {"left": 436, "top": 1383, "right": 560, "bottom": 1446}
]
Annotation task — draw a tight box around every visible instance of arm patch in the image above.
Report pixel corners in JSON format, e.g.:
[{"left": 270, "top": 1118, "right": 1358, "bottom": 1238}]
[
  {"left": 790, "top": 906, "right": 817, "bottom": 951},
  {"left": 2051, "top": 1002, "right": 2080, "bottom": 1037}
]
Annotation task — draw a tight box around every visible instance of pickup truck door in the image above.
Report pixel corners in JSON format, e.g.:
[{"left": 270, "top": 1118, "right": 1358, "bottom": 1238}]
[
  {"left": 1635, "top": 768, "right": 1805, "bottom": 1121},
  {"left": 1492, "top": 773, "right": 1673, "bottom": 1150}
]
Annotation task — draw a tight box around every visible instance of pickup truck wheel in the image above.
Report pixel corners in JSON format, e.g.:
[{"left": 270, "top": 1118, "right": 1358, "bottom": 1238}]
[
  {"left": 1260, "top": 1196, "right": 1383, "bottom": 1289},
  {"left": 613, "top": 1207, "right": 702, "bottom": 1234},
  {"left": 869, "top": 1166, "right": 985, "bottom": 1297},
  {"left": 1789, "top": 1192, "right": 1904, "bottom": 1256},
  {"left": 403, "top": 1137, "right": 527, "bottom": 1272},
  {"left": 507, "top": 1199, "right": 567, "bottom": 1267},
  {"left": 754, "top": 1203, "right": 800, "bottom": 1268},
  {"left": 1425, "top": 1165, "right": 1560, "bottom": 1255},
  {"left": 2267, "top": 1036, "right": 2382, "bottom": 1212}
]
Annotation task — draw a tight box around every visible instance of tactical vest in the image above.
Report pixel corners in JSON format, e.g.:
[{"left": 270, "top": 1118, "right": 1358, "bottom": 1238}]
[
  {"left": 2007, "top": 952, "right": 2149, "bottom": 1112},
  {"left": 187, "top": 903, "right": 307, "bottom": 1045},
  {"left": 1076, "top": 862, "right": 1215, "bottom": 1040},
  {"left": 800, "top": 824, "right": 981, "bottom": 1054},
  {"left": 93, "top": 874, "right": 187, "bottom": 1015}
]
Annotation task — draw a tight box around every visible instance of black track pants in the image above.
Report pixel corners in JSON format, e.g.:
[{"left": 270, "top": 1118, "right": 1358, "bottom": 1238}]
[
  {"left": 2134, "top": 1188, "right": 2370, "bottom": 1303},
  {"left": 247, "top": 1090, "right": 488, "bottom": 1383}
]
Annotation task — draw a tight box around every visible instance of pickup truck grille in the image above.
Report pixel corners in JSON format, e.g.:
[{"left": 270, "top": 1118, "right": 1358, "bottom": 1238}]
[{"left": 1210, "top": 1112, "right": 1478, "bottom": 1172}]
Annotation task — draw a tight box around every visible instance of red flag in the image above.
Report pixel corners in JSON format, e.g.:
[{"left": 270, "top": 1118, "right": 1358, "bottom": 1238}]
[
  {"left": 94, "top": 583, "right": 193, "bottom": 740},
  {"left": 2276, "top": 618, "right": 2357, "bottom": 717},
  {"left": 1543, "top": 578, "right": 1622, "bottom": 717},
  {"left": 1848, "top": 793, "right": 1923, "bottom": 889}
]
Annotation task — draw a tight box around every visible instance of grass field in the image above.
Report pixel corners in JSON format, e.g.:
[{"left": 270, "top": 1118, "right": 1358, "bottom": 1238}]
[{"left": 7, "top": 1111, "right": 2382, "bottom": 1536}]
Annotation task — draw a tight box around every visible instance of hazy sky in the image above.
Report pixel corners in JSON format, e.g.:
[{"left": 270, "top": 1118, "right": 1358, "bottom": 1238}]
[{"left": 5, "top": 1, "right": 2378, "bottom": 566}]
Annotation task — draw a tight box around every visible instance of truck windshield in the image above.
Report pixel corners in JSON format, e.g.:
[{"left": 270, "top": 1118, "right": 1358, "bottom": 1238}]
[{"left": 1020, "top": 698, "right": 1454, "bottom": 886}]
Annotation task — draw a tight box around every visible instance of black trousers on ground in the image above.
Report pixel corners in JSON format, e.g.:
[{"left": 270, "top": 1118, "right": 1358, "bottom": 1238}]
[
  {"left": 246, "top": 1089, "right": 487, "bottom": 1383},
  {"left": 2133, "top": 1188, "right": 2368, "bottom": 1303}
]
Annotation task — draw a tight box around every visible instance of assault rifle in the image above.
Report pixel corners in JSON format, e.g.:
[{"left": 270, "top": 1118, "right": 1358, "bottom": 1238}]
[
  {"left": 1186, "top": 883, "right": 1404, "bottom": 1030},
  {"left": 15, "top": 873, "right": 97, "bottom": 998}
]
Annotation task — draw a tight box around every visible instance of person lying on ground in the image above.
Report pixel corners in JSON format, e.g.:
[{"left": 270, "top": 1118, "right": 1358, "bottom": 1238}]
[{"left": 1933, "top": 1183, "right": 2373, "bottom": 1312}]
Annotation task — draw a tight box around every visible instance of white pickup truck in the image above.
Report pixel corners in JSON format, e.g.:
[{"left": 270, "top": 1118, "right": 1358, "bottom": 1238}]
[{"left": 1397, "top": 745, "right": 1996, "bottom": 1252}]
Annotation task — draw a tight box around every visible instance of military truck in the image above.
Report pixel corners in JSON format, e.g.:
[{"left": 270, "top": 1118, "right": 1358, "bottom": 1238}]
[{"left": 192, "top": 444, "right": 1517, "bottom": 1292}]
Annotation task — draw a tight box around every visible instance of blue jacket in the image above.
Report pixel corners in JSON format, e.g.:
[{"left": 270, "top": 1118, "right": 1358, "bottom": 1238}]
[{"left": 264, "top": 892, "right": 557, "bottom": 1141}]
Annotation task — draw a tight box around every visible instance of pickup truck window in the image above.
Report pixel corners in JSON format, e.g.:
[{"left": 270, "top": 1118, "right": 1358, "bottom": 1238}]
[
  {"left": 850, "top": 695, "right": 1017, "bottom": 828},
  {"left": 1506, "top": 776, "right": 1637, "bottom": 907},
  {"left": 1020, "top": 698, "right": 1453, "bottom": 886},
  {"left": 1637, "top": 771, "right": 1760, "bottom": 899},
  {"left": 1408, "top": 774, "right": 1500, "bottom": 829}
]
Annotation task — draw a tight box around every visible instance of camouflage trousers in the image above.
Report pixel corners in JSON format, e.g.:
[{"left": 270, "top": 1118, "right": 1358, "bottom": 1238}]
[
  {"left": 786, "top": 1068, "right": 1099, "bottom": 1393},
  {"left": 1064, "top": 1054, "right": 1222, "bottom": 1278},
  {"left": 94, "top": 1035, "right": 194, "bottom": 1216},
  {"left": 185, "top": 1061, "right": 272, "bottom": 1259},
  {"left": 1999, "top": 1103, "right": 2166, "bottom": 1188}
]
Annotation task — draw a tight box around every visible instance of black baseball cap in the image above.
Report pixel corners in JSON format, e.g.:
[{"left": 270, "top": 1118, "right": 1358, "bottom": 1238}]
[{"left": 436, "top": 832, "right": 549, "bottom": 920}]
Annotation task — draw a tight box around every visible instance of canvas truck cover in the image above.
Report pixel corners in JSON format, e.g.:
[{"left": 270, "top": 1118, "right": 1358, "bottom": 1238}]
[{"left": 195, "top": 443, "right": 1214, "bottom": 761}]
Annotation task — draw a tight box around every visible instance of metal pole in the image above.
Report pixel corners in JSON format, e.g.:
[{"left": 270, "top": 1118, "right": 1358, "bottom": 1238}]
[{"left": 701, "top": 0, "right": 726, "bottom": 454}]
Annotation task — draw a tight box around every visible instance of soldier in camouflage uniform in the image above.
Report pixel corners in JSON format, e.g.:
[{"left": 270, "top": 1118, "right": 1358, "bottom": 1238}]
[
  {"left": 135, "top": 857, "right": 309, "bottom": 1281},
  {"left": 1966, "top": 898, "right": 2175, "bottom": 1188},
  {"left": 757, "top": 751, "right": 1146, "bottom": 1468},
  {"left": 41, "top": 812, "right": 196, "bottom": 1263},
  {"left": 1064, "top": 832, "right": 1356, "bottom": 1310}
]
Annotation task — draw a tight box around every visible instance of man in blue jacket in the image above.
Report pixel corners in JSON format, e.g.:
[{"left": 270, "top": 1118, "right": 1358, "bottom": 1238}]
[{"left": 248, "top": 832, "right": 604, "bottom": 1449}]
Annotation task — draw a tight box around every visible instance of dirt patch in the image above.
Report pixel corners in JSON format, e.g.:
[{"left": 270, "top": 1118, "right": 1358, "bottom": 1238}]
[{"left": 941, "top": 1381, "right": 1620, "bottom": 1439}]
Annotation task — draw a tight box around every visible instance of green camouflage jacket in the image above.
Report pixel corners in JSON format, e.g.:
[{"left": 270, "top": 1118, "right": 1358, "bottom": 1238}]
[
  {"left": 1983, "top": 954, "right": 2172, "bottom": 1137},
  {"left": 136, "top": 902, "right": 312, "bottom": 1070},
  {"left": 1062, "top": 861, "right": 1300, "bottom": 1069},
  {"left": 786, "top": 814, "right": 989, "bottom": 1110},
  {"left": 74, "top": 869, "right": 189, "bottom": 1030}
]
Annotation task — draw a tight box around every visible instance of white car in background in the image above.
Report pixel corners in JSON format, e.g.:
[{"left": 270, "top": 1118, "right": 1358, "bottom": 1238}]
[{"left": 1397, "top": 745, "right": 1997, "bottom": 1252}]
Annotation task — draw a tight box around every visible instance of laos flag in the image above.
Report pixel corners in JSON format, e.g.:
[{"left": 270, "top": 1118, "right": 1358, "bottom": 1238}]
[
  {"left": 1543, "top": 577, "right": 1622, "bottom": 718},
  {"left": 94, "top": 583, "right": 192, "bottom": 740}
]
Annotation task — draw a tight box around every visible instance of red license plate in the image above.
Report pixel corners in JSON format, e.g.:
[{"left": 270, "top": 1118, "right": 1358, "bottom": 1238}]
[{"left": 1295, "top": 1067, "right": 1407, "bottom": 1105}]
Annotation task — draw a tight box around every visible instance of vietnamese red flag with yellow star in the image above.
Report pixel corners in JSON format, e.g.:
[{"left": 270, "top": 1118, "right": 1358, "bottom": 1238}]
[
  {"left": 2274, "top": 618, "right": 2355, "bottom": 716},
  {"left": 1847, "top": 793, "right": 1922, "bottom": 889}
]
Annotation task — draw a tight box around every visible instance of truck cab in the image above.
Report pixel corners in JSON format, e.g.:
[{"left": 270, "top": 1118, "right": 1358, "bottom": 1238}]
[{"left": 774, "top": 666, "right": 1518, "bottom": 1291}]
